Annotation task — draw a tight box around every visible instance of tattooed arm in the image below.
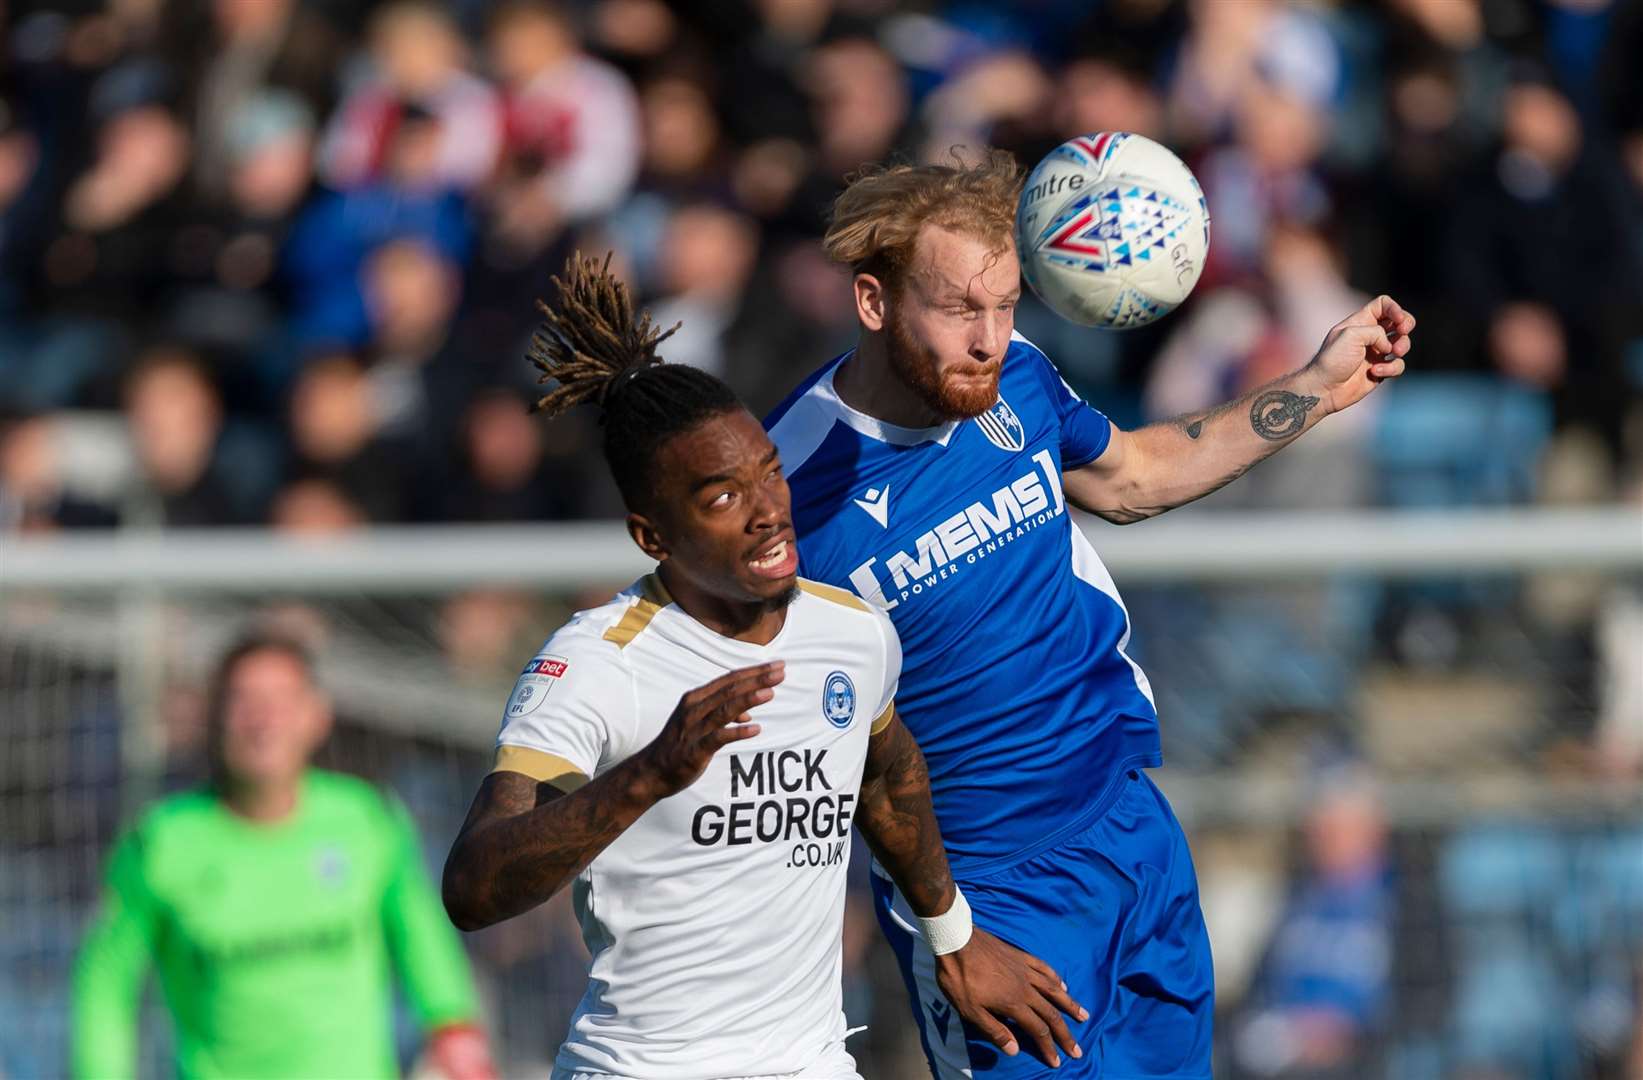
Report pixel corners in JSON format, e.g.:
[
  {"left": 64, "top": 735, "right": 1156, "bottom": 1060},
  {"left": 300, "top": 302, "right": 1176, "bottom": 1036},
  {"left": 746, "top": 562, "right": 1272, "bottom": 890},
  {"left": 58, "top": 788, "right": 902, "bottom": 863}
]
[
  {"left": 854, "top": 710, "right": 955, "bottom": 917},
  {"left": 442, "top": 664, "right": 783, "bottom": 931},
  {"left": 1062, "top": 295, "right": 1415, "bottom": 524},
  {"left": 856, "top": 712, "right": 1089, "bottom": 1067}
]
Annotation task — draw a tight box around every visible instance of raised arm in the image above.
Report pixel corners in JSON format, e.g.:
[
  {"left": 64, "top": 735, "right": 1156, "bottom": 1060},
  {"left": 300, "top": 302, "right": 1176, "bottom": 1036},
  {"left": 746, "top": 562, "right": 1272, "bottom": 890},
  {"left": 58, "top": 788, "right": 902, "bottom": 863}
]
[
  {"left": 856, "top": 711, "right": 1089, "bottom": 1068},
  {"left": 1063, "top": 295, "right": 1415, "bottom": 524},
  {"left": 442, "top": 663, "right": 783, "bottom": 931}
]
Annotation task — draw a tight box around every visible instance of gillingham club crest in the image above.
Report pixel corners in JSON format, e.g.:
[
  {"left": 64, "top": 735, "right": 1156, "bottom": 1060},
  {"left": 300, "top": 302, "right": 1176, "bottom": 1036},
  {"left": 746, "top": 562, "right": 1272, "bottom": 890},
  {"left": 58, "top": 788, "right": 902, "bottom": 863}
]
[
  {"left": 823, "top": 671, "right": 856, "bottom": 728},
  {"left": 975, "top": 396, "right": 1025, "bottom": 451}
]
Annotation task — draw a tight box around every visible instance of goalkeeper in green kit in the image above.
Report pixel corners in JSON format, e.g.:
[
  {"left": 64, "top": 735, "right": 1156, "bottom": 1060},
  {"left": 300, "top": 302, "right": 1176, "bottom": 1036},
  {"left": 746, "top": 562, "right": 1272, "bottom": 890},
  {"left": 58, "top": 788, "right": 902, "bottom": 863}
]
[{"left": 72, "top": 632, "right": 495, "bottom": 1079}]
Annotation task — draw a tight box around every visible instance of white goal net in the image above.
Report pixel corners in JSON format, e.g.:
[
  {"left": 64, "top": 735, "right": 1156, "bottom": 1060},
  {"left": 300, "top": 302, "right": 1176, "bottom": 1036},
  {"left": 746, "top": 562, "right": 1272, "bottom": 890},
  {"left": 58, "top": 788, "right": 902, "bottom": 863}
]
[{"left": 3, "top": 509, "right": 1639, "bottom": 1079}]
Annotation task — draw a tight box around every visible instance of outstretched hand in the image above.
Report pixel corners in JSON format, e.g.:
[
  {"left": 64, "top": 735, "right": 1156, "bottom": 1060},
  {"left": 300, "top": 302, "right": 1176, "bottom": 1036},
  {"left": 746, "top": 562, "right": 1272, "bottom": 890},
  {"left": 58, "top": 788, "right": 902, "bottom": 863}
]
[
  {"left": 1308, "top": 294, "right": 1416, "bottom": 414},
  {"left": 638, "top": 663, "right": 783, "bottom": 797},
  {"left": 935, "top": 928, "right": 1088, "bottom": 1068}
]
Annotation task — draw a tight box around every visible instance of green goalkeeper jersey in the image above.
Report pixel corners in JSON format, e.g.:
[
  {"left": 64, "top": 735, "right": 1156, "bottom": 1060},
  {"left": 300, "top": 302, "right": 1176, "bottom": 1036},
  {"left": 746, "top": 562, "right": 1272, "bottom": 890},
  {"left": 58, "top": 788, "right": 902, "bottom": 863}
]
[{"left": 72, "top": 770, "right": 479, "bottom": 1079}]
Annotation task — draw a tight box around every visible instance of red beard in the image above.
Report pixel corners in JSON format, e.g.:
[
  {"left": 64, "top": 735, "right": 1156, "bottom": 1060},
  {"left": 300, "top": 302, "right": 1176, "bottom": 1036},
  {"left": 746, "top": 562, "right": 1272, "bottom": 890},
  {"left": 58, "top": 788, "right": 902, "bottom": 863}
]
[{"left": 884, "top": 307, "right": 1000, "bottom": 420}]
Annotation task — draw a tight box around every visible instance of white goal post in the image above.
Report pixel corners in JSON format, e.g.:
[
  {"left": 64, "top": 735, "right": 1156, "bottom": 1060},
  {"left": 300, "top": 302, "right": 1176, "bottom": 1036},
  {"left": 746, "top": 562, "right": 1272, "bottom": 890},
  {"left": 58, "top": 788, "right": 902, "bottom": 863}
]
[{"left": 5, "top": 505, "right": 1637, "bottom": 818}]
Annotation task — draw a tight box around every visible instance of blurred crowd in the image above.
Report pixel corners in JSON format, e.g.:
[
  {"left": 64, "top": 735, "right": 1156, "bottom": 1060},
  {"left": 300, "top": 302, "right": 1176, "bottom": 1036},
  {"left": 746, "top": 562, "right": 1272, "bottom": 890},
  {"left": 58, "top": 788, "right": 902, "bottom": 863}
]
[
  {"left": 2, "top": 0, "right": 1642, "bottom": 1077},
  {"left": 1, "top": 0, "right": 1641, "bottom": 538}
]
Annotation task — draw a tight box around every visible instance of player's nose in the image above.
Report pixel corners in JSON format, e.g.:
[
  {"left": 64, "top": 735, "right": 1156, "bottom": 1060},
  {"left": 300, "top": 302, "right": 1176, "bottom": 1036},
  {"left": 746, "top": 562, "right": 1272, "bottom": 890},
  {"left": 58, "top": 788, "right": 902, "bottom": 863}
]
[
  {"left": 973, "top": 311, "right": 1005, "bottom": 360},
  {"left": 746, "top": 480, "right": 784, "bottom": 530}
]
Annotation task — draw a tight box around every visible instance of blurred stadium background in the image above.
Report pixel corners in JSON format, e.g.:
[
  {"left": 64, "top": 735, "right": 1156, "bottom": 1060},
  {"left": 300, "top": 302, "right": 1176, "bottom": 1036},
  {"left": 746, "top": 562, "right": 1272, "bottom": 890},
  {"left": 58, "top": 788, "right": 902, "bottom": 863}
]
[{"left": 0, "top": 0, "right": 1641, "bottom": 1077}]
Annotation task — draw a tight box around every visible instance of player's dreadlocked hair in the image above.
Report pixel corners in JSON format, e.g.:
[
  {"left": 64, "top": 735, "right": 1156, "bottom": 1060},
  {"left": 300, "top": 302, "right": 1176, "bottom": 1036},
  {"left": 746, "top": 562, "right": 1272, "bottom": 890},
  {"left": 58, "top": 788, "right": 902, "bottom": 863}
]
[{"left": 527, "top": 252, "right": 741, "bottom": 510}]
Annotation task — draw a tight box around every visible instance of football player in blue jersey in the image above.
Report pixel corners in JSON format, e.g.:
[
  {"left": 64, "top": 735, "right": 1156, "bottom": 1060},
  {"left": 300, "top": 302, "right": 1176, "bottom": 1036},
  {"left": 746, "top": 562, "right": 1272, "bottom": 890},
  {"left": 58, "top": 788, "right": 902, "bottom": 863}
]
[{"left": 766, "top": 150, "right": 1414, "bottom": 1078}]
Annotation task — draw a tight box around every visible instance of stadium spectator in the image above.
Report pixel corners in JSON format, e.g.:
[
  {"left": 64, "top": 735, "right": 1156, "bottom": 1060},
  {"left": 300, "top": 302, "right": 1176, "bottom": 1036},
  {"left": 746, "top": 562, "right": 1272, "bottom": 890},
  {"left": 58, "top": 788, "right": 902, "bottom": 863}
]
[
  {"left": 1193, "top": 36, "right": 1337, "bottom": 288},
  {"left": 50, "top": 63, "right": 191, "bottom": 321},
  {"left": 71, "top": 631, "right": 495, "bottom": 1078},
  {"left": 317, "top": 1, "right": 500, "bottom": 194},
  {"left": 171, "top": 0, "right": 344, "bottom": 204},
  {"left": 286, "top": 352, "right": 412, "bottom": 524},
  {"left": 270, "top": 475, "right": 368, "bottom": 535},
  {"left": 121, "top": 347, "right": 238, "bottom": 528},
  {"left": 0, "top": 412, "right": 115, "bottom": 532},
  {"left": 1447, "top": 65, "right": 1639, "bottom": 455},
  {"left": 634, "top": 69, "right": 726, "bottom": 198},
  {"left": 918, "top": 49, "right": 1053, "bottom": 162},
  {"left": 645, "top": 201, "right": 760, "bottom": 380},
  {"left": 1166, "top": 0, "right": 1316, "bottom": 150},
  {"left": 486, "top": 1, "right": 642, "bottom": 235},
  {"left": 807, "top": 33, "right": 911, "bottom": 181},
  {"left": 418, "top": 387, "right": 576, "bottom": 523},
  {"left": 1053, "top": 53, "right": 1166, "bottom": 145},
  {"left": 284, "top": 102, "right": 471, "bottom": 349},
  {"left": 437, "top": 588, "right": 540, "bottom": 681},
  {"left": 1233, "top": 766, "right": 1394, "bottom": 1078},
  {"left": 164, "top": 90, "right": 318, "bottom": 376},
  {"left": 357, "top": 237, "right": 475, "bottom": 443},
  {"left": 16, "top": 63, "right": 190, "bottom": 405},
  {"left": 0, "top": 93, "right": 43, "bottom": 320}
]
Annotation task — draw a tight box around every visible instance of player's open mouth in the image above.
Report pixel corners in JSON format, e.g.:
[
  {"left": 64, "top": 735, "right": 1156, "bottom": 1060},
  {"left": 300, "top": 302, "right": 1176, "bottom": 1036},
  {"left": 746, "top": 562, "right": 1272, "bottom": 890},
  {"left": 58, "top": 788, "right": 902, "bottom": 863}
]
[{"left": 747, "top": 537, "right": 798, "bottom": 579}]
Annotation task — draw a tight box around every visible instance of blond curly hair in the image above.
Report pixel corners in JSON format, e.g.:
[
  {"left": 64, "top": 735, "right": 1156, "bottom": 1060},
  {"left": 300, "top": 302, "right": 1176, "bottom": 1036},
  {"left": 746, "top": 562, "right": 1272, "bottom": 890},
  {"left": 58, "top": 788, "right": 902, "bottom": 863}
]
[{"left": 823, "top": 148, "right": 1023, "bottom": 289}]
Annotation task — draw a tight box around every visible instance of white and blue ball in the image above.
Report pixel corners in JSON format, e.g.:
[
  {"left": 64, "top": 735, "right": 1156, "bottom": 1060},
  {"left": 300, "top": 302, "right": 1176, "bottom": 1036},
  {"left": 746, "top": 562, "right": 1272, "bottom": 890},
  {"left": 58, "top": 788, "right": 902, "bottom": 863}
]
[{"left": 1014, "top": 132, "right": 1210, "bottom": 329}]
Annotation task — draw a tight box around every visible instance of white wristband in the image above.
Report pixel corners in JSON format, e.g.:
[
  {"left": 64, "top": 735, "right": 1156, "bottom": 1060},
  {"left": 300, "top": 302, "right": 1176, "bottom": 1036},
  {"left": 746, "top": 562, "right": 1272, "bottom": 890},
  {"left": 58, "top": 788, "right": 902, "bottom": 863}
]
[{"left": 918, "top": 886, "right": 974, "bottom": 956}]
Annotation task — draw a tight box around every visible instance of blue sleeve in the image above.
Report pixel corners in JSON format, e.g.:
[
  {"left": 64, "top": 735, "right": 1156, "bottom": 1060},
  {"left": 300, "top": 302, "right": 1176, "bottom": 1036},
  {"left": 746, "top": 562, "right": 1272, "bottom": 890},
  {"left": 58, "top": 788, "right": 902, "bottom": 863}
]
[{"left": 1022, "top": 339, "right": 1112, "bottom": 468}]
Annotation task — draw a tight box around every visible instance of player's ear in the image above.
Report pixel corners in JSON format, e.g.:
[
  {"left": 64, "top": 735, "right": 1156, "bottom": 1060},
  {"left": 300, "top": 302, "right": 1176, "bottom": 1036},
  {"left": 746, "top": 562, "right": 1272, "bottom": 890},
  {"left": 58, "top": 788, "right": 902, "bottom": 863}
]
[
  {"left": 853, "top": 273, "right": 887, "bottom": 332},
  {"left": 627, "top": 511, "right": 670, "bottom": 563}
]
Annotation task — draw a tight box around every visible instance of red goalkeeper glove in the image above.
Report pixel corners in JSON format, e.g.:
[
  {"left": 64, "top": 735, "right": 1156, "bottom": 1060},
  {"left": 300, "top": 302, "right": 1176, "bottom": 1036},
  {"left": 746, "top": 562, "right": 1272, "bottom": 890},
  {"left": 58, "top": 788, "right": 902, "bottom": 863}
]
[{"left": 426, "top": 1023, "right": 496, "bottom": 1080}]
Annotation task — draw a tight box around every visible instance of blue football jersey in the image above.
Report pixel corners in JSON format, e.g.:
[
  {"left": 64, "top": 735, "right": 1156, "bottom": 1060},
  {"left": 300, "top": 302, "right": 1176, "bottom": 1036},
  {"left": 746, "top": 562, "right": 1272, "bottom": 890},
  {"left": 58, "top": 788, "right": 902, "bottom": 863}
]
[{"left": 766, "top": 332, "right": 1161, "bottom": 873}]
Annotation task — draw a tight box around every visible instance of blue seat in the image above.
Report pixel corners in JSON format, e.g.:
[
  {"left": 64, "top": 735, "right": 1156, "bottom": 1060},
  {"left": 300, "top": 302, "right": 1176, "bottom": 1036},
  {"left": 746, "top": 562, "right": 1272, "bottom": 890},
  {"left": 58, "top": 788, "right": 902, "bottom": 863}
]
[
  {"left": 1441, "top": 824, "right": 1578, "bottom": 1076},
  {"left": 1440, "top": 824, "right": 1562, "bottom": 917},
  {"left": 1372, "top": 375, "right": 1552, "bottom": 507}
]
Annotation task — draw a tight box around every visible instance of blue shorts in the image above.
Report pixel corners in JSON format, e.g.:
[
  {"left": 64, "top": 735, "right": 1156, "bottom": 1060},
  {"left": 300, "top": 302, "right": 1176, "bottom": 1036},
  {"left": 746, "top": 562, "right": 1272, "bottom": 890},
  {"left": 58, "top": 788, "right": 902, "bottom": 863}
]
[{"left": 872, "top": 769, "right": 1213, "bottom": 1079}]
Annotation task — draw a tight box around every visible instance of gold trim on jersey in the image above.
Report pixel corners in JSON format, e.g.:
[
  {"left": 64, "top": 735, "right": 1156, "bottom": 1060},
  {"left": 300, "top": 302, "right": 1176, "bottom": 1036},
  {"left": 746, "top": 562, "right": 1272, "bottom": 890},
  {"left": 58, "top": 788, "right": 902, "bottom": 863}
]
[
  {"left": 870, "top": 702, "right": 896, "bottom": 736},
  {"left": 491, "top": 745, "right": 589, "bottom": 792},
  {"left": 603, "top": 574, "right": 669, "bottom": 649},
  {"left": 798, "top": 578, "right": 870, "bottom": 612}
]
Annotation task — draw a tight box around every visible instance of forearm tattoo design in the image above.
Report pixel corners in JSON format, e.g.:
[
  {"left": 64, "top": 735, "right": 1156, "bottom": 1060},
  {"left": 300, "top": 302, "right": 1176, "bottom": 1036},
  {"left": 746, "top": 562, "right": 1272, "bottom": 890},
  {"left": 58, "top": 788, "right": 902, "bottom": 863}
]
[{"left": 1249, "top": 390, "right": 1319, "bottom": 441}]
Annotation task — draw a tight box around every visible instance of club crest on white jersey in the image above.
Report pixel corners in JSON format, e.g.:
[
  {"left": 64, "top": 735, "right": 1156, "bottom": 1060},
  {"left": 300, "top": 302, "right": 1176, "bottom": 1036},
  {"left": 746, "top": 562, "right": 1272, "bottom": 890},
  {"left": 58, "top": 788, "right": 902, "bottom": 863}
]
[
  {"left": 974, "top": 396, "right": 1026, "bottom": 451},
  {"left": 823, "top": 671, "right": 856, "bottom": 728}
]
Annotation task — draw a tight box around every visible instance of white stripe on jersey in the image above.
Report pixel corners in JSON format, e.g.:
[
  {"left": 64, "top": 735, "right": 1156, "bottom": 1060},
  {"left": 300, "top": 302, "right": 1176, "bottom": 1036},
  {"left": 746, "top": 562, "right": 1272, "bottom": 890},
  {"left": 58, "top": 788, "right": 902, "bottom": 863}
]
[
  {"left": 1068, "top": 527, "right": 1156, "bottom": 708},
  {"left": 767, "top": 384, "right": 839, "bottom": 475},
  {"left": 872, "top": 862, "right": 974, "bottom": 1079}
]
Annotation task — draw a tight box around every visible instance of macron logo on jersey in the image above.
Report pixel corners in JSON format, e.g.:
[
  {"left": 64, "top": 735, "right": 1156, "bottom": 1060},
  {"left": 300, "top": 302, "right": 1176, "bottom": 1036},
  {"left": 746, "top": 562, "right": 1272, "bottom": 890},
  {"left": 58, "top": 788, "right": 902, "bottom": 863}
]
[
  {"left": 847, "top": 449, "right": 1065, "bottom": 611},
  {"left": 853, "top": 484, "right": 891, "bottom": 527}
]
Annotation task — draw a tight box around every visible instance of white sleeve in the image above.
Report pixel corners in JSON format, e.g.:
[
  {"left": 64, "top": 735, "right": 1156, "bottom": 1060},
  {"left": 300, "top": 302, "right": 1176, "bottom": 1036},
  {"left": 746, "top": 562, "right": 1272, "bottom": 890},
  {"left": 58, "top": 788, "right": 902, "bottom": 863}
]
[
  {"left": 870, "top": 609, "right": 902, "bottom": 735},
  {"left": 493, "top": 630, "right": 634, "bottom": 785}
]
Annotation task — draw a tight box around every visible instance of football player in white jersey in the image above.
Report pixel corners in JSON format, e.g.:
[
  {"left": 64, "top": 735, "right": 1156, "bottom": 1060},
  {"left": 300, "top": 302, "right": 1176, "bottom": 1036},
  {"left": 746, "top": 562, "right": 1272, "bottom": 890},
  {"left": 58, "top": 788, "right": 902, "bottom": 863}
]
[{"left": 441, "top": 256, "right": 1087, "bottom": 1080}]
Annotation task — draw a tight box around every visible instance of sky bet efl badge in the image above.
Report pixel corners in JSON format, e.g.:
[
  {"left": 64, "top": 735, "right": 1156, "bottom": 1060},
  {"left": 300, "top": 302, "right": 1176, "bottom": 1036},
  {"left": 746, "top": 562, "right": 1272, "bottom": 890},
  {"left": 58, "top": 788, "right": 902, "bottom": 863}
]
[
  {"left": 823, "top": 671, "right": 856, "bottom": 728},
  {"left": 506, "top": 655, "right": 568, "bottom": 719}
]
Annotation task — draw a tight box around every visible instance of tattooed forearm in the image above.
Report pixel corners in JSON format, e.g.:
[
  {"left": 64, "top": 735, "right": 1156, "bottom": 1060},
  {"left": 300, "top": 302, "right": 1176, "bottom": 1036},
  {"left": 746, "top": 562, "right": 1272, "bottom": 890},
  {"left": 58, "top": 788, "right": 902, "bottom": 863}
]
[
  {"left": 1079, "top": 375, "right": 1327, "bottom": 523},
  {"left": 1173, "top": 395, "right": 1245, "bottom": 443},
  {"left": 442, "top": 761, "right": 659, "bottom": 930},
  {"left": 1249, "top": 390, "right": 1320, "bottom": 441},
  {"left": 856, "top": 716, "right": 956, "bottom": 917}
]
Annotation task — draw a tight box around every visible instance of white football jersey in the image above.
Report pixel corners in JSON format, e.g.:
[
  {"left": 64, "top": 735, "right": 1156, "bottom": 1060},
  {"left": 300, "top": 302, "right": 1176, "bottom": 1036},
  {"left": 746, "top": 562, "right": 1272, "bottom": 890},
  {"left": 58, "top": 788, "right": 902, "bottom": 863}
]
[{"left": 494, "top": 574, "right": 901, "bottom": 1080}]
